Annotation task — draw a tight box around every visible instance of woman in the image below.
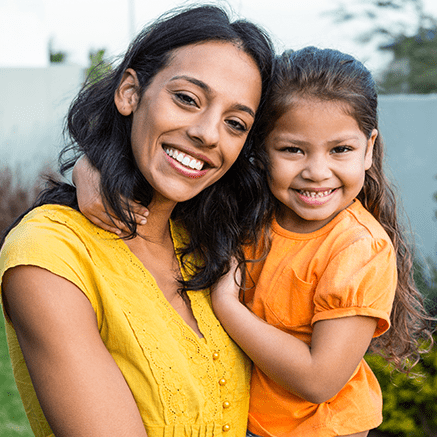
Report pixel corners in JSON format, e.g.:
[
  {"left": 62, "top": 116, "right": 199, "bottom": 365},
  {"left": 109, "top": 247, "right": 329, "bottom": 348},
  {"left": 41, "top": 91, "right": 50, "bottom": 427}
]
[{"left": 0, "top": 5, "right": 274, "bottom": 436}]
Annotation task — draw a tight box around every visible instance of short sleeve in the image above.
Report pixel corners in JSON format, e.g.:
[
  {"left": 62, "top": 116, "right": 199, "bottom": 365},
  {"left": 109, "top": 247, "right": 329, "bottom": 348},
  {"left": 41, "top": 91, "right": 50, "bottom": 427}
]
[
  {"left": 0, "top": 207, "right": 101, "bottom": 320},
  {"left": 312, "top": 237, "right": 397, "bottom": 337}
]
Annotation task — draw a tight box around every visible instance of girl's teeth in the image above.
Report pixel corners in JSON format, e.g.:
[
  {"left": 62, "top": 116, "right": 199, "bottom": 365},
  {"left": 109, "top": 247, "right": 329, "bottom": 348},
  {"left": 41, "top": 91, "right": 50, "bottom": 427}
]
[
  {"left": 165, "top": 148, "right": 204, "bottom": 171},
  {"left": 300, "top": 190, "right": 333, "bottom": 198}
]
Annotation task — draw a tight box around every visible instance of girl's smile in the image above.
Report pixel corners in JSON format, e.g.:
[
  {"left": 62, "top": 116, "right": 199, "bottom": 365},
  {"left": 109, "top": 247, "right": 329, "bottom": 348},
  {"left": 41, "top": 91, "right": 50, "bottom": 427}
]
[{"left": 266, "top": 97, "right": 377, "bottom": 233}]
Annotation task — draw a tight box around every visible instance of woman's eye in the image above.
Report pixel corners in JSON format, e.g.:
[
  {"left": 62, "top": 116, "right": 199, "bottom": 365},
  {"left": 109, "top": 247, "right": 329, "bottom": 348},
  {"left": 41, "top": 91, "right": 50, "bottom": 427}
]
[
  {"left": 175, "top": 92, "right": 197, "bottom": 106},
  {"left": 227, "top": 119, "right": 247, "bottom": 132}
]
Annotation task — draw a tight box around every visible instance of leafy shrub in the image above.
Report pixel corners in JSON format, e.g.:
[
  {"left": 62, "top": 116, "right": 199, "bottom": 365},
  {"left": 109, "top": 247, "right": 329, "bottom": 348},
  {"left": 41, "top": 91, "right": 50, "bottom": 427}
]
[
  {"left": 0, "top": 165, "right": 43, "bottom": 435},
  {"left": 367, "top": 344, "right": 437, "bottom": 437},
  {"left": 0, "top": 166, "right": 51, "bottom": 238},
  {"left": 368, "top": 257, "right": 437, "bottom": 437}
]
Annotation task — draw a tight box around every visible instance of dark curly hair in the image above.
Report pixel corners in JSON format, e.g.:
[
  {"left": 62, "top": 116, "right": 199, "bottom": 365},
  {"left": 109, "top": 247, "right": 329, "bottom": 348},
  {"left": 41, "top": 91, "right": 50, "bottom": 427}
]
[{"left": 0, "top": 5, "right": 275, "bottom": 294}]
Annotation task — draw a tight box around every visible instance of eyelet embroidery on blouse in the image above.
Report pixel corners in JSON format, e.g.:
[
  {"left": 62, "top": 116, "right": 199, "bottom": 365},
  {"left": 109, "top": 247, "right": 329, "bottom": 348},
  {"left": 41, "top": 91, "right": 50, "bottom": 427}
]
[{"left": 43, "top": 207, "right": 250, "bottom": 424}]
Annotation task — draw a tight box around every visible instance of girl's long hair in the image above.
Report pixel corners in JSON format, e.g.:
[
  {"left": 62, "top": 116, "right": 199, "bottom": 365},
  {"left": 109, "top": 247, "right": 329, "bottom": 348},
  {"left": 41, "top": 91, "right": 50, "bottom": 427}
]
[
  {"left": 1, "top": 5, "right": 274, "bottom": 294},
  {"left": 253, "top": 47, "right": 434, "bottom": 372}
]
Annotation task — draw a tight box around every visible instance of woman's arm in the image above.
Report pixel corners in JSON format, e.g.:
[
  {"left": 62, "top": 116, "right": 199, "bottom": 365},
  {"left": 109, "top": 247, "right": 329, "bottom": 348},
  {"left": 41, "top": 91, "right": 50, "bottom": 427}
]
[
  {"left": 73, "top": 156, "right": 148, "bottom": 234},
  {"left": 3, "top": 265, "right": 148, "bottom": 436},
  {"left": 211, "top": 266, "right": 377, "bottom": 404}
]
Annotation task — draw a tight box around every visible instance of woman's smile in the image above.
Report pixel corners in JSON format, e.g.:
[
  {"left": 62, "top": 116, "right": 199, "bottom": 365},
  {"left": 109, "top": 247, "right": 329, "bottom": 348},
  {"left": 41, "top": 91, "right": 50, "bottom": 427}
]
[
  {"left": 163, "top": 146, "right": 213, "bottom": 178},
  {"left": 117, "top": 41, "right": 262, "bottom": 205}
]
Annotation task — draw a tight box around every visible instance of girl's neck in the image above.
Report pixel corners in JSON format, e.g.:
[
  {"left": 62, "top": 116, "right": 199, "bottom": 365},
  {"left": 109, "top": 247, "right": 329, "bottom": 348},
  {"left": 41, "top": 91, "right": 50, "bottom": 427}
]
[{"left": 275, "top": 202, "right": 352, "bottom": 234}]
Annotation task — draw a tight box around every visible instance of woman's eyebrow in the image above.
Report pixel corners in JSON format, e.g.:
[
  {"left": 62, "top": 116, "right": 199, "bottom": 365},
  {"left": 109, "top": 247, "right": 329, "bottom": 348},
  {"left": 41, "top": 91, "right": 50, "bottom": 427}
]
[
  {"left": 170, "top": 75, "right": 211, "bottom": 93},
  {"left": 169, "top": 75, "right": 256, "bottom": 118}
]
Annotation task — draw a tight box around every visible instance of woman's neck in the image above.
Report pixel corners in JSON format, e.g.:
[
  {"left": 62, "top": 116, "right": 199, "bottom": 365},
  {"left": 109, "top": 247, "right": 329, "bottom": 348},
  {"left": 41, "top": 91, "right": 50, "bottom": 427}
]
[{"left": 135, "top": 195, "right": 177, "bottom": 244}]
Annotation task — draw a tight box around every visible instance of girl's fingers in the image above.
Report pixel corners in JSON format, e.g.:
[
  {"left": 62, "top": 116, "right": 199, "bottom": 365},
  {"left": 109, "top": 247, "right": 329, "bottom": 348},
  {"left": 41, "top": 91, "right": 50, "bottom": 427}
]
[
  {"left": 133, "top": 213, "right": 148, "bottom": 225},
  {"left": 88, "top": 215, "right": 126, "bottom": 235},
  {"left": 124, "top": 201, "right": 149, "bottom": 224}
]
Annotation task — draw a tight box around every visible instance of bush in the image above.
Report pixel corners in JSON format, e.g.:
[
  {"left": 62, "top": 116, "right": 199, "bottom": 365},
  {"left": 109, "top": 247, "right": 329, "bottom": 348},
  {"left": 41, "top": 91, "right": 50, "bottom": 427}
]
[
  {"left": 0, "top": 165, "right": 44, "bottom": 435},
  {"left": 0, "top": 166, "right": 51, "bottom": 238},
  {"left": 367, "top": 345, "right": 437, "bottom": 437},
  {"left": 367, "top": 257, "right": 437, "bottom": 437}
]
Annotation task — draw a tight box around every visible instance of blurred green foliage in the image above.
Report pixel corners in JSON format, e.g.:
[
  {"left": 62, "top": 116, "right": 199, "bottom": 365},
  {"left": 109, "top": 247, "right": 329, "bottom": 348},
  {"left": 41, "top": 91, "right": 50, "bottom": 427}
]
[
  {"left": 0, "top": 317, "right": 32, "bottom": 436},
  {"left": 86, "top": 49, "right": 112, "bottom": 85},
  {"left": 367, "top": 344, "right": 437, "bottom": 437},
  {"left": 367, "top": 256, "right": 437, "bottom": 437},
  {"left": 329, "top": 0, "right": 437, "bottom": 94},
  {"left": 380, "top": 28, "right": 437, "bottom": 94}
]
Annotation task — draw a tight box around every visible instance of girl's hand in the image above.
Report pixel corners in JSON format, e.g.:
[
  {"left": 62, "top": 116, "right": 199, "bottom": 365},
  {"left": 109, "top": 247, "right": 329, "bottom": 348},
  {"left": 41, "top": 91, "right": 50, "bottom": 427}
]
[
  {"left": 73, "top": 156, "right": 149, "bottom": 235},
  {"left": 211, "top": 259, "right": 242, "bottom": 310}
]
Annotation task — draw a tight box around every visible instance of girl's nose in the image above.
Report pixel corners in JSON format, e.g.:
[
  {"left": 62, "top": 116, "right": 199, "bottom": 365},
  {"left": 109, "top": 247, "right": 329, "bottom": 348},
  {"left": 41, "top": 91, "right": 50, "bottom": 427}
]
[
  {"left": 186, "top": 110, "right": 221, "bottom": 148},
  {"left": 301, "top": 155, "right": 332, "bottom": 181}
]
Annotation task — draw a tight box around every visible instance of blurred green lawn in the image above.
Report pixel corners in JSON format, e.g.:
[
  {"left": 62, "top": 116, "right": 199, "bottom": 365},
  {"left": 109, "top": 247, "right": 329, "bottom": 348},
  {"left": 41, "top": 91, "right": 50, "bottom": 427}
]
[{"left": 0, "top": 316, "right": 32, "bottom": 436}]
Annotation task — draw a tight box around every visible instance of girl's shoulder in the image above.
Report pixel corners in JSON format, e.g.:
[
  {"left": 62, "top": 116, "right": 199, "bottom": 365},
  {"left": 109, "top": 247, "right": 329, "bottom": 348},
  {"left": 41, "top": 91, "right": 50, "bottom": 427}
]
[{"left": 344, "top": 200, "right": 391, "bottom": 242}]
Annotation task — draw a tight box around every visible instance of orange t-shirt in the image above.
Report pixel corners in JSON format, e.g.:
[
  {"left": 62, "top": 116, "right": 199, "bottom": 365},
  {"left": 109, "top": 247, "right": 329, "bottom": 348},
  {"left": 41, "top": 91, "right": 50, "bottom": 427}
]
[{"left": 245, "top": 200, "right": 397, "bottom": 437}]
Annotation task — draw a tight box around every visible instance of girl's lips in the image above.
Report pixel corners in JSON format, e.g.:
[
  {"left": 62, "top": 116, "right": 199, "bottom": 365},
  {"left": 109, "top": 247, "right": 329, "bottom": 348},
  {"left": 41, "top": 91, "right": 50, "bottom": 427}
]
[{"left": 295, "top": 188, "right": 337, "bottom": 205}]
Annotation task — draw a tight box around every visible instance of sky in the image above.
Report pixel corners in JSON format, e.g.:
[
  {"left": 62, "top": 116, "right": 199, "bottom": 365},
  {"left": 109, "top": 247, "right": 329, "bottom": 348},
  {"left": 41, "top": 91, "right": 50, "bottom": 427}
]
[{"left": 2, "top": 0, "right": 437, "bottom": 76}]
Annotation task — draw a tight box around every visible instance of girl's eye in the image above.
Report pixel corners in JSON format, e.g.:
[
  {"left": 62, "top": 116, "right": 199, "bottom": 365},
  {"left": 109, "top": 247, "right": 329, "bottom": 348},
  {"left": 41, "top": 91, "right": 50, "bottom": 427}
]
[
  {"left": 332, "top": 145, "right": 352, "bottom": 154},
  {"left": 226, "top": 119, "right": 248, "bottom": 133},
  {"left": 175, "top": 92, "right": 197, "bottom": 107},
  {"left": 283, "top": 146, "right": 303, "bottom": 154}
]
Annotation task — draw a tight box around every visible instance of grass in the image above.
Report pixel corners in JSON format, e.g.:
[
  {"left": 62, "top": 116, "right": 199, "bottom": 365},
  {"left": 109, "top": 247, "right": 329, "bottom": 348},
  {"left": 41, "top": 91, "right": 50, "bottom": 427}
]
[
  {"left": 0, "top": 166, "right": 45, "bottom": 436},
  {"left": 0, "top": 316, "right": 33, "bottom": 436}
]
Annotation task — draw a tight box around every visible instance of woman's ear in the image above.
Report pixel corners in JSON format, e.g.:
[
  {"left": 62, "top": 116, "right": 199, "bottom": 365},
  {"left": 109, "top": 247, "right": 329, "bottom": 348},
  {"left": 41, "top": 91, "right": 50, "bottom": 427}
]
[{"left": 114, "top": 68, "right": 140, "bottom": 116}]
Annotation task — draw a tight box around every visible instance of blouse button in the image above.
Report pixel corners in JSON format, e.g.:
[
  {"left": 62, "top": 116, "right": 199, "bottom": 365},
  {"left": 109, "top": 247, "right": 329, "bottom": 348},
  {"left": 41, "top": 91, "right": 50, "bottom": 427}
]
[
  {"left": 223, "top": 401, "right": 230, "bottom": 409},
  {"left": 219, "top": 378, "right": 227, "bottom": 386},
  {"left": 212, "top": 352, "right": 220, "bottom": 360},
  {"left": 222, "top": 424, "right": 230, "bottom": 432}
]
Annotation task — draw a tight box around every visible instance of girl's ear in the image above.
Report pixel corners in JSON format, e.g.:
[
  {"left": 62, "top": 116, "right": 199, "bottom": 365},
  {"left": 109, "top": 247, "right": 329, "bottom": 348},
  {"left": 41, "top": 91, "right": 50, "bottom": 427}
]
[
  {"left": 365, "top": 129, "right": 378, "bottom": 170},
  {"left": 114, "top": 68, "right": 140, "bottom": 116}
]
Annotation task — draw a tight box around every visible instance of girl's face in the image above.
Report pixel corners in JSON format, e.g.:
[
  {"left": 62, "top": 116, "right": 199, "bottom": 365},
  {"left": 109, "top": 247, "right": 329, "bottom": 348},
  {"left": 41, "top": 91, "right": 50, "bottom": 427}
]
[
  {"left": 265, "top": 97, "right": 377, "bottom": 233},
  {"left": 115, "top": 41, "right": 262, "bottom": 206}
]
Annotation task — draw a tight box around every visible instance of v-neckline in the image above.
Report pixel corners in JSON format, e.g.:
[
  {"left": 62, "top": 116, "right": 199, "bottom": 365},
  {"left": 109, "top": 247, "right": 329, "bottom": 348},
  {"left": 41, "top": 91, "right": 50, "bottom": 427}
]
[{"left": 115, "top": 221, "right": 206, "bottom": 341}]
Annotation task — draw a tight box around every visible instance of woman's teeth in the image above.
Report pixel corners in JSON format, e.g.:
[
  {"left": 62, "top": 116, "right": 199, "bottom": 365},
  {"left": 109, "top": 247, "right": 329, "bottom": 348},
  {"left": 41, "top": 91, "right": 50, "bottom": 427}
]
[
  {"left": 299, "top": 189, "right": 334, "bottom": 198},
  {"left": 165, "top": 148, "right": 204, "bottom": 171}
]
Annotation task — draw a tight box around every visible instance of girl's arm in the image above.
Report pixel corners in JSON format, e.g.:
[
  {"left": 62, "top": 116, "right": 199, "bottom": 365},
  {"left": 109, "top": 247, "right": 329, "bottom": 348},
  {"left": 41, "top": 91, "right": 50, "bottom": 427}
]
[
  {"left": 211, "top": 265, "right": 377, "bottom": 404},
  {"left": 73, "top": 156, "right": 148, "bottom": 234},
  {"left": 3, "top": 265, "right": 148, "bottom": 436}
]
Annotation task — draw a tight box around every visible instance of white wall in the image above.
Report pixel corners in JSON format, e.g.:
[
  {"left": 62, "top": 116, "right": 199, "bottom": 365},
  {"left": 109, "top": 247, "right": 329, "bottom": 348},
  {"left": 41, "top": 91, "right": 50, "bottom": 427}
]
[
  {"left": 379, "top": 95, "right": 437, "bottom": 261},
  {"left": 0, "top": 65, "right": 84, "bottom": 181}
]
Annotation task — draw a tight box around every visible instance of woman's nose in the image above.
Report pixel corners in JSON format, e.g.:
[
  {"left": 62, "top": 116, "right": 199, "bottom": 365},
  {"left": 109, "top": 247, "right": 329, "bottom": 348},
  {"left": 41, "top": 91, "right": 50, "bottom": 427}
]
[{"left": 186, "top": 110, "right": 221, "bottom": 147}]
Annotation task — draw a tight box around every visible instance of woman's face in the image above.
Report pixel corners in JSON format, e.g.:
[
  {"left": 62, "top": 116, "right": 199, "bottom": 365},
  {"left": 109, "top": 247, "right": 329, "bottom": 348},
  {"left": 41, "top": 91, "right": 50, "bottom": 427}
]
[{"left": 116, "top": 41, "right": 262, "bottom": 205}]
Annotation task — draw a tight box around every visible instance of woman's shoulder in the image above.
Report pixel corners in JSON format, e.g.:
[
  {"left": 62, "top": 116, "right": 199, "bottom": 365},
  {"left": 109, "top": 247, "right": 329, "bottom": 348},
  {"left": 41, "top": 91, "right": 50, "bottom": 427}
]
[
  {"left": 20, "top": 204, "right": 88, "bottom": 229},
  {"left": 7, "top": 204, "right": 111, "bottom": 244},
  {"left": 1, "top": 204, "right": 118, "bottom": 272}
]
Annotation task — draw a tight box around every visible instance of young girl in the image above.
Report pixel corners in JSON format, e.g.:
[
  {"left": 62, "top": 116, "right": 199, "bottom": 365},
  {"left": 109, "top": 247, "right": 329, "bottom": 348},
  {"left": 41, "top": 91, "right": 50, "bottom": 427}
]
[
  {"left": 73, "top": 47, "right": 432, "bottom": 436},
  {"left": 210, "top": 47, "right": 432, "bottom": 437}
]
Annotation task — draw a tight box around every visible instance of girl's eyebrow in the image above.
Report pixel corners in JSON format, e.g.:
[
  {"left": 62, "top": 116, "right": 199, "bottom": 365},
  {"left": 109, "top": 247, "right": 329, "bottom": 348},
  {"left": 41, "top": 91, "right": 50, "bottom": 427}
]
[
  {"left": 326, "top": 136, "right": 361, "bottom": 145},
  {"left": 169, "top": 75, "right": 256, "bottom": 118},
  {"left": 273, "top": 135, "right": 361, "bottom": 145}
]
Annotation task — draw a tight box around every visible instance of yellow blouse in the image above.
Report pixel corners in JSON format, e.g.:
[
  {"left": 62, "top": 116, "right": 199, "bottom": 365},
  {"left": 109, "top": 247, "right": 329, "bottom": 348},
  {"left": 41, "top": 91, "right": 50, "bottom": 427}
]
[{"left": 0, "top": 205, "right": 251, "bottom": 437}]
